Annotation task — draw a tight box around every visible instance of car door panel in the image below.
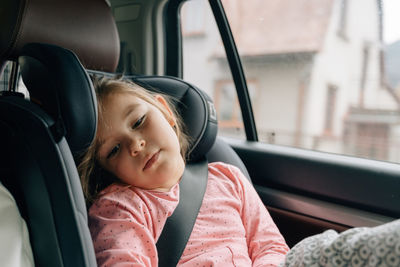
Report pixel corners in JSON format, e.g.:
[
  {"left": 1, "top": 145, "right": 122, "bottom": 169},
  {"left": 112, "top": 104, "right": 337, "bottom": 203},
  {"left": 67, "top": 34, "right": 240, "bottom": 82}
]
[
  {"left": 267, "top": 206, "right": 349, "bottom": 247},
  {"left": 223, "top": 137, "right": 398, "bottom": 246}
]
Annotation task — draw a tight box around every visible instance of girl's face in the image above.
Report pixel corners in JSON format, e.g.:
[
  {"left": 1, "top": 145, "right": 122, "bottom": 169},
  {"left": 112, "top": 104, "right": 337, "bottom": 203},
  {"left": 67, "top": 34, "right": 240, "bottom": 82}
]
[{"left": 96, "top": 92, "right": 185, "bottom": 192}]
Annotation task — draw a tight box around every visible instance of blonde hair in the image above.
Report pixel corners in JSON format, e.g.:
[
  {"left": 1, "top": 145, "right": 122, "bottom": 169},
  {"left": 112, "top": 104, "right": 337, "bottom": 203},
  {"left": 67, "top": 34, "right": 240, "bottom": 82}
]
[{"left": 78, "top": 76, "right": 190, "bottom": 205}]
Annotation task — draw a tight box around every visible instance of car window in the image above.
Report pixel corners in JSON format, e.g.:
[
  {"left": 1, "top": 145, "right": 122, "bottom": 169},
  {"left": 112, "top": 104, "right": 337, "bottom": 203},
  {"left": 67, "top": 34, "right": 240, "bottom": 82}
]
[
  {"left": 181, "top": 0, "right": 400, "bottom": 164},
  {"left": 181, "top": 0, "right": 247, "bottom": 140},
  {"left": 0, "top": 62, "right": 12, "bottom": 91},
  {"left": 0, "top": 61, "right": 29, "bottom": 96}
]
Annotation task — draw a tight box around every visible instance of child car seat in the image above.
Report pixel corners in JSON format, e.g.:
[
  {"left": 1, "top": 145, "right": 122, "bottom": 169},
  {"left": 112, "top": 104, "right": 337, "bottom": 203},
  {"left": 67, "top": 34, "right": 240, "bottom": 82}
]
[
  {"left": 0, "top": 44, "right": 98, "bottom": 267},
  {"left": 0, "top": 0, "right": 119, "bottom": 266},
  {"left": 0, "top": 0, "right": 251, "bottom": 266}
]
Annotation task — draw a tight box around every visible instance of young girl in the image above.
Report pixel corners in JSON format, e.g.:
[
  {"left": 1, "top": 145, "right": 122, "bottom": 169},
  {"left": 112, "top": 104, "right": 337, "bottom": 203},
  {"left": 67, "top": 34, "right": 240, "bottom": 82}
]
[{"left": 78, "top": 76, "right": 289, "bottom": 266}]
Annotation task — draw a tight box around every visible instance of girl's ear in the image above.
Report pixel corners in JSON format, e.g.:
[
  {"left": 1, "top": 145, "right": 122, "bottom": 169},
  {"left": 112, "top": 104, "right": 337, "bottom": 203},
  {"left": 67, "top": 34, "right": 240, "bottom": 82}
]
[{"left": 155, "top": 95, "right": 176, "bottom": 126}]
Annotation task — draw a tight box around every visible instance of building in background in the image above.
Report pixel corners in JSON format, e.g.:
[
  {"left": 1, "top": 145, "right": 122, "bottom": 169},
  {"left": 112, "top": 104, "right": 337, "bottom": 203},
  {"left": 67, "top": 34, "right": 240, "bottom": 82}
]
[{"left": 182, "top": 0, "right": 400, "bottom": 162}]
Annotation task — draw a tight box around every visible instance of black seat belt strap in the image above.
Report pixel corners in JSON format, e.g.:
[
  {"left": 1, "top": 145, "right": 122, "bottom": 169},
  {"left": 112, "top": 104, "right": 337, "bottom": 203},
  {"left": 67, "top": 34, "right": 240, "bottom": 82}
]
[{"left": 156, "top": 157, "right": 208, "bottom": 266}]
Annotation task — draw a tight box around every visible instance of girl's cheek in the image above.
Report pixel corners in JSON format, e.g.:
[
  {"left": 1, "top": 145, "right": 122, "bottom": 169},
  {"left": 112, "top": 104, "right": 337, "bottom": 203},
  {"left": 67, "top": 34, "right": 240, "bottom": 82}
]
[
  {"left": 114, "top": 156, "right": 132, "bottom": 179},
  {"left": 113, "top": 158, "right": 124, "bottom": 177}
]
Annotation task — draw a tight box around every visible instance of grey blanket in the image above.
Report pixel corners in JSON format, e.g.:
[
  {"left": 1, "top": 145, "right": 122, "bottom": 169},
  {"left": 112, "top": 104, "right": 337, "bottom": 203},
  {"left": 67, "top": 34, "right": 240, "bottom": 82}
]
[{"left": 280, "top": 219, "right": 400, "bottom": 266}]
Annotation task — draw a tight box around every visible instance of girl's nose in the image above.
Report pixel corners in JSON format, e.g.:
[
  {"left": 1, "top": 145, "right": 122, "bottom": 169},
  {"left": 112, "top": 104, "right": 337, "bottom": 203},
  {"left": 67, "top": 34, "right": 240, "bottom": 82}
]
[{"left": 129, "top": 139, "right": 146, "bottom": 156}]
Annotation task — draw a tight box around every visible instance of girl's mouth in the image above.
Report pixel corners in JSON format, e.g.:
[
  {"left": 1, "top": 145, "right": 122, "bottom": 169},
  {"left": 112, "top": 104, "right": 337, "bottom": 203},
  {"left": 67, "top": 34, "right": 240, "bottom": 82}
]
[{"left": 143, "top": 150, "right": 160, "bottom": 171}]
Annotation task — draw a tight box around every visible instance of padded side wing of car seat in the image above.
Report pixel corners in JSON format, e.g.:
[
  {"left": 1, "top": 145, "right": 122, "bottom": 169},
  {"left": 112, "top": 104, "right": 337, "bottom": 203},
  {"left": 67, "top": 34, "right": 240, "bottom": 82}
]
[{"left": 0, "top": 95, "right": 96, "bottom": 266}]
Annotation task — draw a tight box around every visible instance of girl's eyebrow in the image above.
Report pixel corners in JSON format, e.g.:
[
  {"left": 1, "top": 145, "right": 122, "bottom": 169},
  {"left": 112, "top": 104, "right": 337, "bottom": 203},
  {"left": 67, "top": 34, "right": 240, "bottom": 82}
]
[{"left": 123, "top": 103, "right": 141, "bottom": 119}]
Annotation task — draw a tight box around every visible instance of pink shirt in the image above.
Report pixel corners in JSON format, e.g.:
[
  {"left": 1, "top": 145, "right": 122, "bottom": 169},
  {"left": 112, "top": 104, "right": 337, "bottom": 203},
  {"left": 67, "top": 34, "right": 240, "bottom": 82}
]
[{"left": 89, "top": 162, "right": 289, "bottom": 266}]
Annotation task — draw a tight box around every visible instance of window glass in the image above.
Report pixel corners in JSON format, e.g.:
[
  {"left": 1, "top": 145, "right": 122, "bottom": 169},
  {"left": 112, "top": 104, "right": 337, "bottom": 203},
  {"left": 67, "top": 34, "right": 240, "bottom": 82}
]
[
  {"left": 181, "top": 0, "right": 206, "bottom": 36},
  {"left": 182, "top": 0, "right": 400, "bottom": 163},
  {"left": 0, "top": 61, "right": 28, "bottom": 96},
  {"left": 0, "top": 62, "right": 12, "bottom": 91},
  {"left": 181, "top": 0, "right": 246, "bottom": 139}
]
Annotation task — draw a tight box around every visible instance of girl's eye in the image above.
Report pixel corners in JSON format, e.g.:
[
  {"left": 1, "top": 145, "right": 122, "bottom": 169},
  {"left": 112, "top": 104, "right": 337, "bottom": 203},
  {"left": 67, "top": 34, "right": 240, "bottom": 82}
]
[
  {"left": 107, "top": 144, "right": 120, "bottom": 159},
  {"left": 132, "top": 115, "right": 145, "bottom": 129}
]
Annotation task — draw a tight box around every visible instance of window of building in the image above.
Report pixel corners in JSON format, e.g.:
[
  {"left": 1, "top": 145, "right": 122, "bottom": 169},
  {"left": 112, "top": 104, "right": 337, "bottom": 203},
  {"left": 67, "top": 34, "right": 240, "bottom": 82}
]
[
  {"left": 214, "top": 80, "right": 257, "bottom": 133},
  {"left": 356, "top": 123, "right": 389, "bottom": 161},
  {"left": 324, "top": 84, "right": 338, "bottom": 135},
  {"left": 214, "top": 81, "right": 241, "bottom": 128},
  {"left": 359, "top": 45, "right": 370, "bottom": 107},
  {"left": 337, "top": 0, "right": 348, "bottom": 39},
  {"left": 181, "top": 0, "right": 206, "bottom": 36}
]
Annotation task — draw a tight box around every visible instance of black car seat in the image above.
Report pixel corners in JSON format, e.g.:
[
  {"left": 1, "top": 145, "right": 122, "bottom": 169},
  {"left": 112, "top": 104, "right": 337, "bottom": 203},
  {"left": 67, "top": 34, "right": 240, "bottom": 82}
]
[
  {"left": 0, "top": 0, "right": 119, "bottom": 266},
  {"left": 0, "top": 0, "right": 251, "bottom": 267},
  {"left": 0, "top": 44, "right": 98, "bottom": 267}
]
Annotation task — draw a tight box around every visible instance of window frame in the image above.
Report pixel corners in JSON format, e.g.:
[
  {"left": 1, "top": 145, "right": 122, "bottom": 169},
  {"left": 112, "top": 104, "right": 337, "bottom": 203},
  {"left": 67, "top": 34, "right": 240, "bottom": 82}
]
[
  {"left": 165, "top": 0, "right": 258, "bottom": 141},
  {"left": 162, "top": 0, "right": 400, "bottom": 235}
]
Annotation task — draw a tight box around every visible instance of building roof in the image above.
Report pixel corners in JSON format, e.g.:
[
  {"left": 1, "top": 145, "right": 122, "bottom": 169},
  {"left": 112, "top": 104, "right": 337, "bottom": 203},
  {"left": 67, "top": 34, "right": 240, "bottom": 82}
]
[{"left": 222, "top": 0, "right": 334, "bottom": 56}]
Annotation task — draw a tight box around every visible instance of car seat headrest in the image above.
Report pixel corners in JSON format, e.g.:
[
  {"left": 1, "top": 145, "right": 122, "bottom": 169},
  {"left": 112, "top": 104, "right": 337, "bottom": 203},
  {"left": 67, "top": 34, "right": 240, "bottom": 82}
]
[
  {"left": 19, "top": 43, "right": 97, "bottom": 155},
  {"left": 88, "top": 71, "right": 219, "bottom": 162},
  {"left": 18, "top": 42, "right": 217, "bottom": 162},
  {"left": 0, "top": 0, "right": 119, "bottom": 72}
]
